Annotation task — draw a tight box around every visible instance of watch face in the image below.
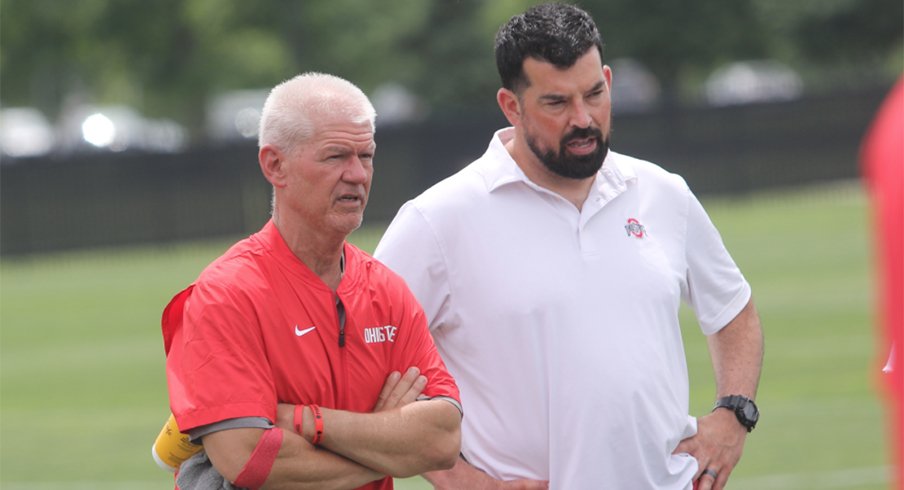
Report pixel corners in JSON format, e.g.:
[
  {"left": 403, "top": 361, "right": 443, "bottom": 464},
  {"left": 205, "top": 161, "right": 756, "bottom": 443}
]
[{"left": 742, "top": 402, "right": 758, "bottom": 421}]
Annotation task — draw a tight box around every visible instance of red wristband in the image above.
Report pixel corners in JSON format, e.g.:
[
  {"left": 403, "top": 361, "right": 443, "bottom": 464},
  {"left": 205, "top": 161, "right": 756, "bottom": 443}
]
[
  {"left": 233, "top": 427, "right": 283, "bottom": 490},
  {"left": 293, "top": 404, "right": 304, "bottom": 435},
  {"left": 309, "top": 404, "right": 323, "bottom": 446}
]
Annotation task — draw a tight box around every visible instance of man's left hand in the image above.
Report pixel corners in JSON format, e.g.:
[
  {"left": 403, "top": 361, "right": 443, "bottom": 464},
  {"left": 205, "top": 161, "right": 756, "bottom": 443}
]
[
  {"left": 372, "top": 366, "right": 427, "bottom": 411},
  {"left": 673, "top": 408, "right": 748, "bottom": 490}
]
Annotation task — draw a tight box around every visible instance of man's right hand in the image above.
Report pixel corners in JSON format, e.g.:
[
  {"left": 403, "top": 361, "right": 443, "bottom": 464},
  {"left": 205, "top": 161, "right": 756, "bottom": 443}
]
[{"left": 425, "top": 456, "right": 549, "bottom": 490}]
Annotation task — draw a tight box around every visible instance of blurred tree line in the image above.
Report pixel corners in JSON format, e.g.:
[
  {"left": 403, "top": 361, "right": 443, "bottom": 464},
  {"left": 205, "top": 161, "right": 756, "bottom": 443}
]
[{"left": 1, "top": 0, "right": 901, "bottom": 141}]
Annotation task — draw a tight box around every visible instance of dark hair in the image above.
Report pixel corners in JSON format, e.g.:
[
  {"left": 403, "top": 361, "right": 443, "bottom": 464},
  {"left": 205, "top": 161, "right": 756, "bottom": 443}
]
[{"left": 495, "top": 3, "right": 604, "bottom": 92}]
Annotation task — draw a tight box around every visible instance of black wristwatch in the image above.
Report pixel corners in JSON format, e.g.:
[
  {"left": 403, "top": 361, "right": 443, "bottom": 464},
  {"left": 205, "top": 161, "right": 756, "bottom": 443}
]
[{"left": 712, "top": 395, "right": 759, "bottom": 432}]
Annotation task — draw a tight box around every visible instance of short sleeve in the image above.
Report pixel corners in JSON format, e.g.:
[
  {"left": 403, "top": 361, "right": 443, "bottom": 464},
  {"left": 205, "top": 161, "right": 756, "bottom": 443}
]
[
  {"left": 386, "top": 275, "right": 461, "bottom": 405},
  {"left": 684, "top": 190, "right": 752, "bottom": 335},
  {"left": 169, "top": 279, "right": 277, "bottom": 431},
  {"left": 374, "top": 201, "right": 452, "bottom": 331}
]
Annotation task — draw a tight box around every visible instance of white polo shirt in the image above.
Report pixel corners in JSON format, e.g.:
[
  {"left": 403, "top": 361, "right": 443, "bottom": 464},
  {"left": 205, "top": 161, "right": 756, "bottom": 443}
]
[{"left": 374, "top": 128, "right": 751, "bottom": 489}]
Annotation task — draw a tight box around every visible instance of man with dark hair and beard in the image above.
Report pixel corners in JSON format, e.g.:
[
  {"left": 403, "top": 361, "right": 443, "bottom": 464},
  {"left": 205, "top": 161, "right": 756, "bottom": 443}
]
[{"left": 375, "top": 3, "right": 763, "bottom": 489}]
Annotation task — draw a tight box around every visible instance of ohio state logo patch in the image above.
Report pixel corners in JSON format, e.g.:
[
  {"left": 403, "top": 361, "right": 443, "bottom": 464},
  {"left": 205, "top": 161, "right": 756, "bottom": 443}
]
[{"left": 624, "top": 218, "right": 646, "bottom": 238}]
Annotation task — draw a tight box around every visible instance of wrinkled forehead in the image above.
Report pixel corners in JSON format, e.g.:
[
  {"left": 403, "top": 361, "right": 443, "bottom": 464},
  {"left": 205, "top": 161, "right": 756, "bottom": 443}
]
[
  {"left": 304, "top": 93, "right": 370, "bottom": 126},
  {"left": 310, "top": 116, "right": 375, "bottom": 148}
]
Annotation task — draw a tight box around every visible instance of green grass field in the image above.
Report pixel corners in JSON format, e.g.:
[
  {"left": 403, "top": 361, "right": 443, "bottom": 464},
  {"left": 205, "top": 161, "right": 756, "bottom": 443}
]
[{"left": 0, "top": 182, "right": 891, "bottom": 489}]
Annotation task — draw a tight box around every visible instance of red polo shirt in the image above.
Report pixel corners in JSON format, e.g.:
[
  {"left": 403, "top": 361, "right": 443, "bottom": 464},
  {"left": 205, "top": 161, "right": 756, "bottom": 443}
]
[{"left": 163, "top": 220, "right": 460, "bottom": 489}]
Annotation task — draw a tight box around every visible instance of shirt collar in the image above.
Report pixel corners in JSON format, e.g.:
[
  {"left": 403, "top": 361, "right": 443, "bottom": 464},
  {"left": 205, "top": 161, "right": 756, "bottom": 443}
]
[
  {"left": 596, "top": 150, "right": 636, "bottom": 202},
  {"left": 479, "top": 128, "right": 526, "bottom": 192},
  {"left": 257, "top": 220, "right": 356, "bottom": 291},
  {"left": 478, "top": 127, "right": 637, "bottom": 203}
]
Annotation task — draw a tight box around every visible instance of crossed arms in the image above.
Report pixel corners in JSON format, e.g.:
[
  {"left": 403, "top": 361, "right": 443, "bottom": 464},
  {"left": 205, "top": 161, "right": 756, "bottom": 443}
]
[{"left": 202, "top": 367, "right": 462, "bottom": 490}]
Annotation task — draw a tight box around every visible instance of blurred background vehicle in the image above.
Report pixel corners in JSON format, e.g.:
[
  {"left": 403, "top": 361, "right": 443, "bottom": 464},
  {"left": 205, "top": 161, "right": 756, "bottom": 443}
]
[
  {"left": 703, "top": 60, "right": 804, "bottom": 106},
  {"left": 0, "top": 107, "right": 55, "bottom": 159},
  {"left": 205, "top": 89, "right": 269, "bottom": 142},
  {"left": 609, "top": 57, "right": 661, "bottom": 114},
  {"left": 371, "top": 82, "right": 424, "bottom": 126},
  {"left": 57, "top": 104, "right": 187, "bottom": 153}
]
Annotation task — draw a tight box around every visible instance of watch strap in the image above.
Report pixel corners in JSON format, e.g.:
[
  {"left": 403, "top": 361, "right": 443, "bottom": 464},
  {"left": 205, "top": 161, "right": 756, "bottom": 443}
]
[{"left": 713, "top": 394, "right": 758, "bottom": 432}]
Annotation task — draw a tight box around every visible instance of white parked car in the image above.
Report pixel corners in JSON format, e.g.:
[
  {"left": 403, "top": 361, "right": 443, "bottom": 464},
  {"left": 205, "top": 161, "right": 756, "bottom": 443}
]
[
  {"left": 609, "top": 58, "right": 661, "bottom": 114},
  {"left": 206, "top": 89, "right": 269, "bottom": 142},
  {"left": 704, "top": 60, "right": 803, "bottom": 106},
  {"left": 57, "top": 104, "right": 186, "bottom": 153},
  {"left": 0, "top": 107, "right": 55, "bottom": 159}
]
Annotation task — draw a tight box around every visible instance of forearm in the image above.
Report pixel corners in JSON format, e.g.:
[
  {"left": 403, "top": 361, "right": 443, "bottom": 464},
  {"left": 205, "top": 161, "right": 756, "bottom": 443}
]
[
  {"left": 264, "top": 431, "right": 384, "bottom": 490},
  {"left": 319, "top": 399, "right": 461, "bottom": 477},
  {"left": 203, "top": 428, "right": 383, "bottom": 490},
  {"left": 707, "top": 299, "right": 764, "bottom": 398}
]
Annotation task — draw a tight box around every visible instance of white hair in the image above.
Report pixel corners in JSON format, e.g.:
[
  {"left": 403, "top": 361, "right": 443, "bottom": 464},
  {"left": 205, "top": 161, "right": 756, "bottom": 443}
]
[{"left": 258, "top": 72, "right": 376, "bottom": 154}]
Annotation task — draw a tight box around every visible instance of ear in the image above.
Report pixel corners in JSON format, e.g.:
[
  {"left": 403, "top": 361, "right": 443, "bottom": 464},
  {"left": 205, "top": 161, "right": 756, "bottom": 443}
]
[
  {"left": 603, "top": 64, "right": 613, "bottom": 94},
  {"left": 497, "top": 87, "right": 523, "bottom": 127},
  {"left": 259, "top": 144, "right": 288, "bottom": 188}
]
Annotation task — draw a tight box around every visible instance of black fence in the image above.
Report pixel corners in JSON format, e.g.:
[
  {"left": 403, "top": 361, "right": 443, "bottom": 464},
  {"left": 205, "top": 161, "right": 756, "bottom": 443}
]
[{"left": 1, "top": 86, "right": 890, "bottom": 256}]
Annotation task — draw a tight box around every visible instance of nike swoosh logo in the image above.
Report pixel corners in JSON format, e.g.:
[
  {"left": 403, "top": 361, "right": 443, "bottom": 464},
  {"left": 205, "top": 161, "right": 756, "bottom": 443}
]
[{"left": 295, "top": 325, "right": 316, "bottom": 337}]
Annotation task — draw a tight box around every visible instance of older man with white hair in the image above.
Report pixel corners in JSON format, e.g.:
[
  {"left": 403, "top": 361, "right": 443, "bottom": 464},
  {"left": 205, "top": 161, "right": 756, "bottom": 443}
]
[{"left": 161, "top": 72, "right": 462, "bottom": 490}]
